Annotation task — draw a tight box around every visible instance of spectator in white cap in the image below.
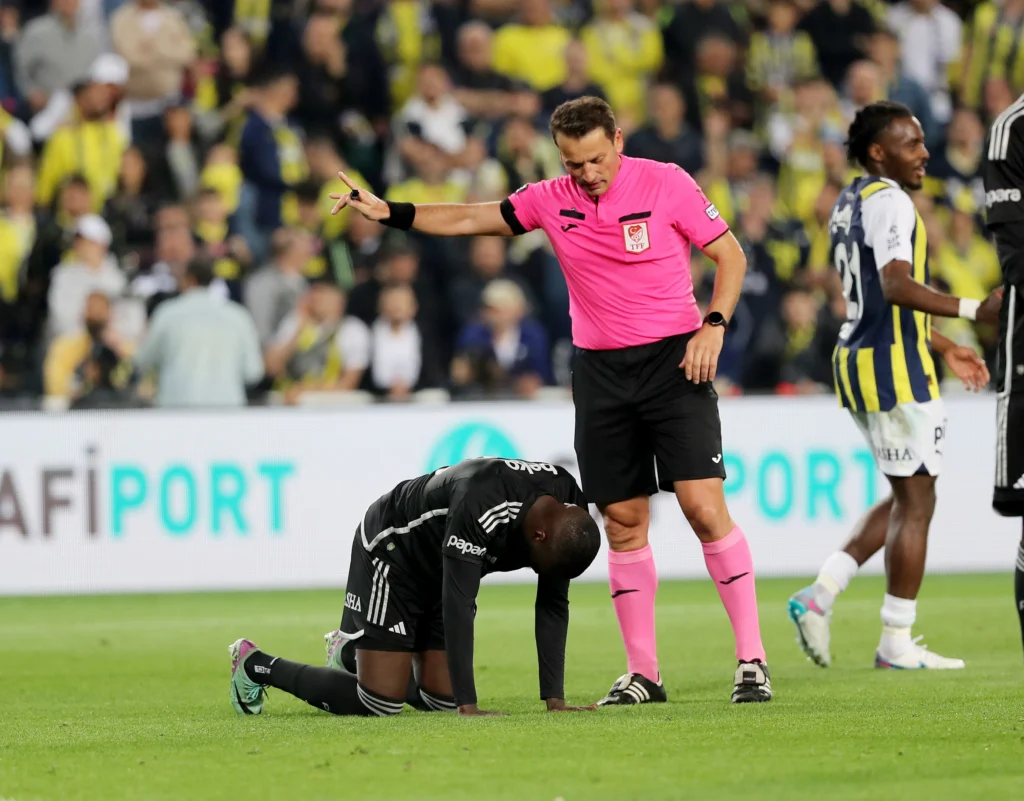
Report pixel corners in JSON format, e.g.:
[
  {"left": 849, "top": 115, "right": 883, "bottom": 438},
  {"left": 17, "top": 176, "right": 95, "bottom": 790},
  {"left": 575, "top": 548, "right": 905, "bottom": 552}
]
[
  {"left": 30, "top": 52, "right": 131, "bottom": 144},
  {"left": 47, "top": 213, "right": 126, "bottom": 339}
]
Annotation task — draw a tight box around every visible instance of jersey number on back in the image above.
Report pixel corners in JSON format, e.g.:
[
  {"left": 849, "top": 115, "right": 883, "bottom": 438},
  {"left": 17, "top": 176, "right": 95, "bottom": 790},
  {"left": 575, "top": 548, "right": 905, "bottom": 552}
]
[{"left": 835, "top": 241, "right": 864, "bottom": 337}]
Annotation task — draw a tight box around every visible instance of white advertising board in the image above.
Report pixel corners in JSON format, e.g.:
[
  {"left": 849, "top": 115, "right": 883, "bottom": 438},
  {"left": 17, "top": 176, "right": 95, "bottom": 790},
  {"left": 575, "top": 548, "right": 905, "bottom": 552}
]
[{"left": 0, "top": 397, "right": 1016, "bottom": 596}]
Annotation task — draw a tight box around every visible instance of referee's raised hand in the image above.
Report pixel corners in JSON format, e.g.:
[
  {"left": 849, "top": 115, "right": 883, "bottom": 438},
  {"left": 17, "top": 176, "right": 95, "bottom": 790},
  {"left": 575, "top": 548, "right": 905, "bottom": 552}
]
[{"left": 328, "top": 170, "right": 390, "bottom": 221}]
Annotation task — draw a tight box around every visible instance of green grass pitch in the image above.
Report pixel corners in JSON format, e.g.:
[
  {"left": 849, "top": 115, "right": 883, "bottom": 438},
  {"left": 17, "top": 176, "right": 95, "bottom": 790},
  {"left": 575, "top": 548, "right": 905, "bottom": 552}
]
[{"left": 1, "top": 575, "right": 1022, "bottom": 801}]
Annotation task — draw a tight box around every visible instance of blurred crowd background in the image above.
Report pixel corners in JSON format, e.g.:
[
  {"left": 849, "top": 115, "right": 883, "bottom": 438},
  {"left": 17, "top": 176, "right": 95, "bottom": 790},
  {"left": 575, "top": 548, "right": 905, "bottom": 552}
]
[{"left": 0, "top": 0, "right": 1013, "bottom": 409}]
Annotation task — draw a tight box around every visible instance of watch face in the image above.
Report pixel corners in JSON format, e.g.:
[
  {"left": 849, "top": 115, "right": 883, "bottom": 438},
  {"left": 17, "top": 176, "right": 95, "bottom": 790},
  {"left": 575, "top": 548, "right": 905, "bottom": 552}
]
[{"left": 707, "top": 312, "right": 726, "bottom": 326}]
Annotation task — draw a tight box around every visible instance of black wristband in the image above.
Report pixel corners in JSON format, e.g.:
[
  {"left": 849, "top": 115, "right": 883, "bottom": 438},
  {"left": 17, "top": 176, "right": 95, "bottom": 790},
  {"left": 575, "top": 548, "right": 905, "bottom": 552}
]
[{"left": 381, "top": 201, "right": 415, "bottom": 231}]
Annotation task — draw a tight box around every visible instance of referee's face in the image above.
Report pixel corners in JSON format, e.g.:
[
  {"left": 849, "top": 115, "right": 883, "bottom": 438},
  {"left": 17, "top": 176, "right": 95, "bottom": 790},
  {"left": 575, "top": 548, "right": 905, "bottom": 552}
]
[{"left": 555, "top": 128, "right": 624, "bottom": 198}]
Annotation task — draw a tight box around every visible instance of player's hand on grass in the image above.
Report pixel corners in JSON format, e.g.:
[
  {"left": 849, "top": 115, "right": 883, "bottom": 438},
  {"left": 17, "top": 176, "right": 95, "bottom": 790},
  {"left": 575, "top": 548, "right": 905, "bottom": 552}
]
[
  {"left": 458, "top": 704, "right": 502, "bottom": 717},
  {"left": 942, "top": 345, "right": 990, "bottom": 392},
  {"left": 546, "top": 698, "right": 598, "bottom": 712},
  {"left": 328, "top": 171, "right": 390, "bottom": 221},
  {"left": 681, "top": 324, "right": 725, "bottom": 384},
  {"left": 977, "top": 287, "right": 1004, "bottom": 326}
]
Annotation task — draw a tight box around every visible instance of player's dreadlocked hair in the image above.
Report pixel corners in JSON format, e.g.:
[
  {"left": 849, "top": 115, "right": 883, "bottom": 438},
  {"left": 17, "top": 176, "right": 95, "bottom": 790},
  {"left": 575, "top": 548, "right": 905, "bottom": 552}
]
[
  {"left": 846, "top": 101, "right": 914, "bottom": 170},
  {"left": 552, "top": 507, "right": 602, "bottom": 580}
]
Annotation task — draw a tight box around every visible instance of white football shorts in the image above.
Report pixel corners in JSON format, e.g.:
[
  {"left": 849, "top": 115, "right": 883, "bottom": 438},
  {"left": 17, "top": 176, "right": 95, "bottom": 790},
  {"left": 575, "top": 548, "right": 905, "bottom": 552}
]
[{"left": 850, "top": 398, "right": 947, "bottom": 478}]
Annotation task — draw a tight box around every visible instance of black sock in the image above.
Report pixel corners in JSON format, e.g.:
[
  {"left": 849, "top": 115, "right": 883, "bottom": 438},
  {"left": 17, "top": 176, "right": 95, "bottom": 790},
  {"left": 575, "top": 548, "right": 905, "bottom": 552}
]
[
  {"left": 1015, "top": 541, "right": 1024, "bottom": 660},
  {"left": 244, "top": 651, "right": 277, "bottom": 683},
  {"left": 248, "top": 652, "right": 403, "bottom": 717}
]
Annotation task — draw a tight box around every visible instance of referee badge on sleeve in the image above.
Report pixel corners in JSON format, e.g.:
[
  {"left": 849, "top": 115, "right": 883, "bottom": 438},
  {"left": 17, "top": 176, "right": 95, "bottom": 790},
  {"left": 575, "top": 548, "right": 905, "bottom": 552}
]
[{"left": 623, "top": 221, "right": 650, "bottom": 253}]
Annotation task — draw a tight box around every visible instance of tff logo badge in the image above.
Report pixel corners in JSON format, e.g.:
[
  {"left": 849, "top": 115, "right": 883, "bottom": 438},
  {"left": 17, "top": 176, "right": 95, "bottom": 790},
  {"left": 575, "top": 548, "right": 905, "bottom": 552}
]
[{"left": 0, "top": 446, "right": 296, "bottom": 538}]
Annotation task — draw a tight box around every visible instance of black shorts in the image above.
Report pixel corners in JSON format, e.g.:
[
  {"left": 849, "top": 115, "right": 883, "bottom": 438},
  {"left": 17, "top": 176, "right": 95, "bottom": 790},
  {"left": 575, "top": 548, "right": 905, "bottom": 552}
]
[
  {"left": 339, "top": 504, "right": 445, "bottom": 653},
  {"left": 572, "top": 331, "right": 726, "bottom": 507},
  {"left": 994, "top": 281, "right": 1024, "bottom": 517}
]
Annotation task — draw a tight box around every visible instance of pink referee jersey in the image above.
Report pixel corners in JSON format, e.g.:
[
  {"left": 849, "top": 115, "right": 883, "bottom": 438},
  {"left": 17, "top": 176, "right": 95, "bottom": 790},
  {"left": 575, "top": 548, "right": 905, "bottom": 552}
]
[{"left": 502, "top": 155, "right": 729, "bottom": 351}]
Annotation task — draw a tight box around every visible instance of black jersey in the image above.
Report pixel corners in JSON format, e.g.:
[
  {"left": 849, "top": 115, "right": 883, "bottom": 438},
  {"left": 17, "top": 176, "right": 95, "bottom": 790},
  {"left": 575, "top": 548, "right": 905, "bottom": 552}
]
[
  {"left": 983, "top": 95, "right": 1024, "bottom": 236},
  {"left": 357, "top": 458, "right": 589, "bottom": 706}
]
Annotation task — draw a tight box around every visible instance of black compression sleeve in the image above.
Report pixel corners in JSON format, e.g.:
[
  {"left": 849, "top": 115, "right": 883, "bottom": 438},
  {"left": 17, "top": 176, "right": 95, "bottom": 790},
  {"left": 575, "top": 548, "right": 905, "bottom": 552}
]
[
  {"left": 442, "top": 554, "right": 483, "bottom": 706},
  {"left": 535, "top": 574, "right": 569, "bottom": 701}
]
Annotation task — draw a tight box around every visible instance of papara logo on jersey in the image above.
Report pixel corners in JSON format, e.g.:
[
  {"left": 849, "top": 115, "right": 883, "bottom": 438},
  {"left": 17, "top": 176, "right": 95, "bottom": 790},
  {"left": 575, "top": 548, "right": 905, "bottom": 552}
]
[
  {"left": 426, "top": 423, "right": 520, "bottom": 472},
  {"left": 446, "top": 535, "right": 487, "bottom": 558},
  {"left": 986, "top": 188, "right": 1021, "bottom": 207}
]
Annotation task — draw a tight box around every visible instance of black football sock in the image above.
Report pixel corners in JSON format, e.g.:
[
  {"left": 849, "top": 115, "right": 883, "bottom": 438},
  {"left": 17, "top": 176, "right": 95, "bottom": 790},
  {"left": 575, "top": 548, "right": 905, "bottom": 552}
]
[
  {"left": 247, "top": 653, "right": 403, "bottom": 716},
  {"left": 1015, "top": 537, "right": 1024, "bottom": 660}
]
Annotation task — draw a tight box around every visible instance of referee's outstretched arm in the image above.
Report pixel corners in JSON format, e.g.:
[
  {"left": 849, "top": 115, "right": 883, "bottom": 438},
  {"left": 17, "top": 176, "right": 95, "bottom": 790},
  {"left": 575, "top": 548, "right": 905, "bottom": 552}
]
[{"left": 329, "top": 170, "right": 517, "bottom": 236}]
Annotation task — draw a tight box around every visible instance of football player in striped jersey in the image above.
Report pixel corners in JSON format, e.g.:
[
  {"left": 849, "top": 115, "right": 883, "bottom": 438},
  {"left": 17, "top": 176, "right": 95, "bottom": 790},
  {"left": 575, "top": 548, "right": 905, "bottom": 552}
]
[{"left": 788, "top": 101, "right": 1001, "bottom": 671}]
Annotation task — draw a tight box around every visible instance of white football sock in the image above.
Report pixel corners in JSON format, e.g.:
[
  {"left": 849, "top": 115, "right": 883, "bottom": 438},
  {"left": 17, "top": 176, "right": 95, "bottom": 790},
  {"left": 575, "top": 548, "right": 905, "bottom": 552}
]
[
  {"left": 812, "top": 551, "right": 859, "bottom": 611},
  {"left": 878, "top": 594, "right": 917, "bottom": 657}
]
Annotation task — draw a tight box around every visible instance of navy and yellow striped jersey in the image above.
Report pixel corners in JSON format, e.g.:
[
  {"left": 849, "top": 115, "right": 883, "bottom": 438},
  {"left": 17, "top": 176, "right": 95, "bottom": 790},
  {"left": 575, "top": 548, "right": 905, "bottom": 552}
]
[{"left": 830, "top": 177, "right": 941, "bottom": 412}]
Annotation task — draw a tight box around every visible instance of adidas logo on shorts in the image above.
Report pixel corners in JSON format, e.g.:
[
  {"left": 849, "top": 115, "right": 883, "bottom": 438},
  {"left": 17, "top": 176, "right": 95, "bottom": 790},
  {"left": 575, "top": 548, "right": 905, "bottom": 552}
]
[{"left": 388, "top": 622, "right": 407, "bottom": 636}]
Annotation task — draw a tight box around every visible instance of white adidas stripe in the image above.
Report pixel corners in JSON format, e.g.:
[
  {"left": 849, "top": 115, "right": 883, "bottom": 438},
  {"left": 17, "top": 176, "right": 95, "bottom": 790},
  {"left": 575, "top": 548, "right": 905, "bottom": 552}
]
[
  {"left": 367, "top": 559, "right": 383, "bottom": 624},
  {"left": 357, "top": 685, "right": 402, "bottom": 717},
  {"left": 483, "top": 510, "right": 521, "bottom": 533},
  {"left": 989, "top": 94, "right": 1024, "bottom": 160},
  {"left": 477, "top": 501, "right": 522, "bottom": 527},
  {"left": 368, "top": 561, "right": 391, "bottom": 626}
]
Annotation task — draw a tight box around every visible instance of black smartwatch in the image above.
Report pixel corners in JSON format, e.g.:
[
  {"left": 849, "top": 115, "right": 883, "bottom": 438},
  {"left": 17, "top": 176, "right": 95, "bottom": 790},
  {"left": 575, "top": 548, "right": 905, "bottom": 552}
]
[{"left": 703, "top": 312, "right": 729, "bottom": 330}]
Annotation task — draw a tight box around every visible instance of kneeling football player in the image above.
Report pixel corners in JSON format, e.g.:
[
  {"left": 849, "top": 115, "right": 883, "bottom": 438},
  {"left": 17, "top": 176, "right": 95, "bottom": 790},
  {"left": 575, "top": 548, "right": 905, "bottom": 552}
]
[{"left": 228, "top": 458, "right": 602, "bottom": 717}]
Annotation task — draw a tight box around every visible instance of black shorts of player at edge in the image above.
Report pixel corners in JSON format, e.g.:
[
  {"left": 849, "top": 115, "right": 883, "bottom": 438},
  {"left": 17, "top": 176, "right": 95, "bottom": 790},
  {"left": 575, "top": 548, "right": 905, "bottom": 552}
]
[
  {"left": 992, "top": 228, "right": 1024, "bottom": 518},
  {"left": 571, "top": 330, "right": 727, "bottom": 507}
]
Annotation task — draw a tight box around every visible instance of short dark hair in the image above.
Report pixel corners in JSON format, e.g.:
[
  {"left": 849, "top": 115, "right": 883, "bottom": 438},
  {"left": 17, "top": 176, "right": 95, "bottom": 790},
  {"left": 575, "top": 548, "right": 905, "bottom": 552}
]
[
  {"left": 552, "top": 507, "right": 601, "bottom": 580},
  {"left": 846, "top": 100, "right": 913, "bottom": 170},
  {"left": 64, "top": 173, "right": 90, "bottom": 191},
  {"left": 248, "top": 61, "right": 296, "bottom": 89},
  {"left": 295, "top": 180, "right": 321, "bottom": 203},
  {"left": 186, "top": 258, "right": 215, "bottom": 287},
  {"left": 549, "top": 96, "right": 617, "bottom": 143}
]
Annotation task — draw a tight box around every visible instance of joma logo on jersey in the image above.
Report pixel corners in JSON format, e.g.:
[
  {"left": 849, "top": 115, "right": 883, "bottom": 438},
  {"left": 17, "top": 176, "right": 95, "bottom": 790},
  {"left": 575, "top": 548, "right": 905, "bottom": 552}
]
[
  {"left": 986, "top": 188, "right": 1021, "bottom": 206},
  {"left": 623, "top": 221, "right": 650, "bottom": 253},
  {"left": 446, "top": 535, "right": 487, "bottom": 557},
  {"left": 345, "top": 592, "right": 362, "bottom": 612},
  {"left": 504, "top": 459, "right": 557, "bottom": 475}
]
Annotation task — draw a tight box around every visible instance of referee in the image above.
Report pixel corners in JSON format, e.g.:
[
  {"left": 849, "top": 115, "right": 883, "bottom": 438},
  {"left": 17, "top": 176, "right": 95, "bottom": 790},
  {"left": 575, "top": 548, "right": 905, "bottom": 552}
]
[
  {"left": 983, "top": 95, "right": 1024, "bottom": 657},
  {"left": 330, "top": 97, "right": 771, "bottom": 703}
]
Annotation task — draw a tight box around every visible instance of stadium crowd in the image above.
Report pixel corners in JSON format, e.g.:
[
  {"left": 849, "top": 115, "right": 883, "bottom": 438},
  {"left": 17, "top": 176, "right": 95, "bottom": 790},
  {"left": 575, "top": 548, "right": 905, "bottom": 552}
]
[{"left": 0, "top": 0, "right": 1014, "bottom": 408}]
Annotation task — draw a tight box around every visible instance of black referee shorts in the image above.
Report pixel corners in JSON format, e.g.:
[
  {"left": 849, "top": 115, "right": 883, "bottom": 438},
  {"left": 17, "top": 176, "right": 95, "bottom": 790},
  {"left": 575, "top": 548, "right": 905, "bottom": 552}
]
[
  {"left": 339, "top": 501, "right": 445, "bottom": 653},
  {"left": 571, "top": 331, "right": 726, "bottom": 508}
]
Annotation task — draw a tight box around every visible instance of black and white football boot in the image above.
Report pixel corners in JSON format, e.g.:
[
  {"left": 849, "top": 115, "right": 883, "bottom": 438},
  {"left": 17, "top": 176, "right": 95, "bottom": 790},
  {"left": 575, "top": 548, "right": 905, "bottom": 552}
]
[
  {"left": 731, "top": 660, "right": 772, "bottom": 703},
  {"left": 596, "top": 673, "right": 667, "bottom": 706}
]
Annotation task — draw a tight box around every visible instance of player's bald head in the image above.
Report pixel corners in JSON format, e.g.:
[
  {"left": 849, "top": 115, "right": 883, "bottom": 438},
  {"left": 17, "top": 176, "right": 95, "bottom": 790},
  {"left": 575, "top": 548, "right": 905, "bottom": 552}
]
[{"left": 546, "top": 505, "right": 601, "bottom": 579}]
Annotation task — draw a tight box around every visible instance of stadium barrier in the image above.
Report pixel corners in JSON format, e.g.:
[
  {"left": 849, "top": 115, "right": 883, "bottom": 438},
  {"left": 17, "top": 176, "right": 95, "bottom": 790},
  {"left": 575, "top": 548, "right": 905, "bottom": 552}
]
[{"left": 0, "top": 396, "right": 1015, "bottom": 596}]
